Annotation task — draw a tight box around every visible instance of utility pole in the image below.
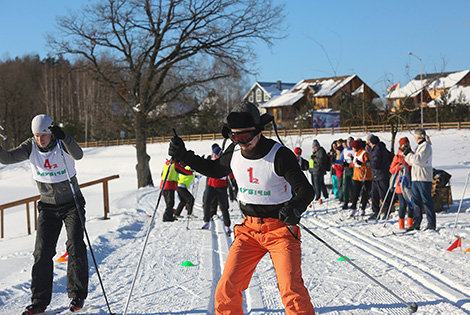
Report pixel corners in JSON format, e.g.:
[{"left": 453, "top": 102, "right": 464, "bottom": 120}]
[{"left": 409, "top": 52, "right": 424, "bottom": 126}]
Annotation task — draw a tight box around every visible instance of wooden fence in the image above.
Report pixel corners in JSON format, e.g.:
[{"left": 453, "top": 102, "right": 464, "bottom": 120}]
[
  {"left": 78, "top": 121, "right": 470, "bottom": 147},
  {"left": 0, "top": 174, "right": 119, "bottom": 238}
]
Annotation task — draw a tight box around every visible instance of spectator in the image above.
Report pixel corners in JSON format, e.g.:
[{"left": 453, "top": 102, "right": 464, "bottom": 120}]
[
  {"left": 403, "top": 128, "right": 436, "bottom": 231},
  {"left": 309, "top": 139, "right": 329, "bottom": 203},
  {"left": 328, "top": 141, "right": 339, "bottom": 199},
  {"left": 390, "top": 137, "right": 413, "bottom": 229},
  {"left": 337, "top": 136, "right": 355, "bottom": 209},
  {"left": 367, "top": 134, "right": 393, "bottom": 220},
  {"left": 348, "top": 140, "right": 372, "bottom": 217},
  {"left": 294, "top": 147, "right": 309, "bottom": 171},
  {"left": 333, "top": 140, "right": 344, "bottom": 202}
]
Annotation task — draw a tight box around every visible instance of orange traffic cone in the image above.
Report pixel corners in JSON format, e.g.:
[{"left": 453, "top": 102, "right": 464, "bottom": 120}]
[{"left": 56, "top": 251, "right": 68, "bottom": 262}]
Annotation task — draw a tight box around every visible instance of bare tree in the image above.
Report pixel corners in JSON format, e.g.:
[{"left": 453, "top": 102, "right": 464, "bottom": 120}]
[{"left": 48, "top": 0, "right": 286, "bottom": 187}]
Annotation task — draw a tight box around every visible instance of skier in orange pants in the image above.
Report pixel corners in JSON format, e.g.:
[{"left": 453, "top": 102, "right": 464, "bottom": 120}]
[
  {"left": 169, "top": 101, "right": 316, "bottom": 314},
  {"left": 215, "top": 217, "right": 314, "bottom": 314}
]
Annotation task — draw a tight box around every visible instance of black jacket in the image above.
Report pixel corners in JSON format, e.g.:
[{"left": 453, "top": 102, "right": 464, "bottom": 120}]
[
  {"left": 180, "top": 135, "right": 314, "bottom": 218},
  {"left": 369, "top": 142, "right": 391, "bottom": 181}
]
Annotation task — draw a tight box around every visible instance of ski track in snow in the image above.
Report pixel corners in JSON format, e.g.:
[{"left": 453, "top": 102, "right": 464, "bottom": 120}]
[{"left": 300, "top": 202, "right": 470, "bottom": 315}]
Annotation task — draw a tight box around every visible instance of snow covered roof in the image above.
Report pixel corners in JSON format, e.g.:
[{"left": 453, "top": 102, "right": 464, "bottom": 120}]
[
  {"left": 257, "top": 81, "right": 296, "bottom": 97},
  {"left": 260, "top": 75, "right": 357, "bottom": 108},
  {"left": 427, "top": 85, "right": 470, "bottom": 108},
  {"left": 386, "top": 70, "right": 470, "bottom": 99},
  {"left": 296, "top": 75, "right": 356, "bottom": 97},
  {"left": 243, "top": 81, "right": 296, "bottom": 101},
  {"left": 260, "top": 89, "right": 305, "bottom": 108}
]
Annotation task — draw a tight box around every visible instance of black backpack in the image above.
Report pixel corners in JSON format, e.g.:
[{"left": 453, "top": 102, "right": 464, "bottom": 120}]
[{"left": 324, "top": 153, "right": 332, "bottom": 172}]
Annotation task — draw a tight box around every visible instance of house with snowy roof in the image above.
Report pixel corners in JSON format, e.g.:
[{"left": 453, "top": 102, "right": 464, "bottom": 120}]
[
  {"left": 254, "top": 75, "right": 378, "bottom": 128},
  {"left": 386, "top": 70, "right": 470, "bottom": 110},
  {"left": 243, "top": 81, "right": 296, "bottom": 108}
]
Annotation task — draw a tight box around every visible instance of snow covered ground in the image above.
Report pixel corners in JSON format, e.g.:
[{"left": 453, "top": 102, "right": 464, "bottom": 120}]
[{"left": 1, "top": 129, "right": 469, "bottom": 315}]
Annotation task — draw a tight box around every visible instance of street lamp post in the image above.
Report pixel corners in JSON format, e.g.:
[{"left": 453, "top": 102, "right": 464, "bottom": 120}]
[{"left": 408, "top": 52, "right": 424, "bottom": 126}]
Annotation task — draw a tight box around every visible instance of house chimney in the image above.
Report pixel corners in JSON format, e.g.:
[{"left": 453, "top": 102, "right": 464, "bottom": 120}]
[{"left": 276, "top": 80, "right": 282, "bottom": 90}]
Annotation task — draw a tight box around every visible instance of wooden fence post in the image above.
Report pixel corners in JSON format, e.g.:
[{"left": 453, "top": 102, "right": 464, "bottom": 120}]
[
  {"left": 26, "top": 202, "right": 31, "bottom": 236},
  {"left": 103, "top": 180, "right": 110, "bottom": 220},
  {"left": 1, "top": 208, "right": 3, "bottom": 239}
]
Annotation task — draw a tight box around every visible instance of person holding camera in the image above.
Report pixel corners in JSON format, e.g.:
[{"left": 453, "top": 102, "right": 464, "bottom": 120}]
[{"left": 402, "top": 128, "right": 436, "bottom": 231}]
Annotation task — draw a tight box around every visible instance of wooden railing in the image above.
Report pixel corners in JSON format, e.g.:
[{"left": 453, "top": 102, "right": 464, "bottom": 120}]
[
  {"left": 0, "top": 174, "right": 120, "bottom": 238},
  {"left": 78, "top": 121, "right": 470, "bottom": 147}
]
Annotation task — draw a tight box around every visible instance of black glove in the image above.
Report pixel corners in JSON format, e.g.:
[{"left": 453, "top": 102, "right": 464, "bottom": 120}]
[
  {"left": 401, "top": 144, "right": 411, "bottom": 156},
  {"left": 168, "top": 135, "right": 187, "bottom": 161},
  {"left": 49, "top": 125, "right": 65, "bottom": 140},
  {"left": 342, "top": 161, "right": 350, "bottom": 167},
  {"left": 355, "top": 159, "right": 363, "bottom": 166},
  {"left": 279, "top": 205, "right": 301, "bottom": 225}
]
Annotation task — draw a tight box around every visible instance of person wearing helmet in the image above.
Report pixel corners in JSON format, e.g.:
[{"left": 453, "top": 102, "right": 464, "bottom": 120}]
[
  {"left": 169, "top": 101, "right": 316, "bottom": 314},
  {"left": 0, "top": 115, "right": 88, "bottom": 314}
]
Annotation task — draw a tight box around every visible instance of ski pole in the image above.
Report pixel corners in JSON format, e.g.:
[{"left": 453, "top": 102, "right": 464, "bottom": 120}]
[
  {"left": 123, "top": 158, "right": 174, "bottom": 315},
  {"left": 57, "top": 140, "right": 115, "bottom": 315},
  {"left": 382, "top": 168, "right": 406, "bottom": 225},
  {"left": 124, "top": 128, "right": 179, "bottom": 315},
  {"left": 450, "top": 166, "right": 470, "bottom": 242},
  {"left": 374, "top": 157, "right": 403, "bottom": 222},
  {"left": 298, "top": 222, "right": 418, "bottom": 313}
]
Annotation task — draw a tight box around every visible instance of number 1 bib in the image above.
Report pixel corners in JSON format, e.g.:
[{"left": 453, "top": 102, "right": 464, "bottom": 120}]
[{"left": 231, "top": 142, "right": 292, "bottom": 205}]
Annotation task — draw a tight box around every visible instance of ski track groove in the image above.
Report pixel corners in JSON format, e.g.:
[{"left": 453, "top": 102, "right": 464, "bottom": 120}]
[{"left": 305, "top": 203, "right": 470, "bottom": 314}]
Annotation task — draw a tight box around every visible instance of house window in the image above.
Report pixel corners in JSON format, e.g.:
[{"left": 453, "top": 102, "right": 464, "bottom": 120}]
[
  {"left": 277, "top": 108, "right": 283, "bottom": 121},
  {"left": 264, "top": 94, "right": 269, "bottom": 102},
  {"left": 256, "top": 89, "right": 262, "bottom": 102},
  {"left": 248, "top": 94, "right": 254, "bottom": 102}
]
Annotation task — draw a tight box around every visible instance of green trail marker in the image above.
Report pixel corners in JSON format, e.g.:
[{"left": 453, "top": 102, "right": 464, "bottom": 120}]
[
  {"left": 181, "top": 261, "right": 195, "bottom": 267},
  {"left": 337, "top": 256, "right": 350, "bottom": 261}
]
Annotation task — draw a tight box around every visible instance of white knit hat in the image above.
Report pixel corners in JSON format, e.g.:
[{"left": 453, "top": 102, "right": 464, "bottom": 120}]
[{"left": 31, "top": 114, "right": 53, "bottom": 134}]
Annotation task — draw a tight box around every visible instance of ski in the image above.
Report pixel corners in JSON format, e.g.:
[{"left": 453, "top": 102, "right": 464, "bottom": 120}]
[
  {"left": 372, "top": 229, "right": 415, "bottom": 238},
  {"left": 22, "top": 307, "right": 68, "bottom": 315},
  {"left": 59, "top": 305, "right": 94, "bottom": 314}
]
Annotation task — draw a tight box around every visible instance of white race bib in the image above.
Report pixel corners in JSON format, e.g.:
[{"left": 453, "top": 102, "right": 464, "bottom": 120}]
[
  {"left": 231, "top": 143, "right": 292, "bottom": 205},
  {"left": 29, "top": 141, "right": 76, "bottom": 183}
]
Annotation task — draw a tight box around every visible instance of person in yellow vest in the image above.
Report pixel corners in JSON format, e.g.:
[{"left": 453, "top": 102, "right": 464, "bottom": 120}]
[
  {"left": 160, "top": 159, "right": 192, "bottom": 222},
  {"left": 174, "top": 166, "right": 197, "bottom": 218}
]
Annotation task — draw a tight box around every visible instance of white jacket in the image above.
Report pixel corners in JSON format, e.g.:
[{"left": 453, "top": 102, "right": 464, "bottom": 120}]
[{"left": 405, "top": 140, "right": 433, "bottom": 182}]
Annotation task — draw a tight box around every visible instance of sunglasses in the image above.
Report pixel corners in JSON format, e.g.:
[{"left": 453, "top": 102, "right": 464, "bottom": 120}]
[{"left": 228, "top": 130, "right": 259, "bottom": 144}]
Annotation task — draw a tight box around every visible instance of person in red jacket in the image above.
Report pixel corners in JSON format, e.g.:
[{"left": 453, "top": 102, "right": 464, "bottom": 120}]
[
  {"left": 389, "top": 137, "right": 413, "bottom": 229},
  {"left": 160, "top": 159, "right": 192, "bottom": 222},
  {"left": 201, "top": 146, "right": 233, "bottom": 234}
]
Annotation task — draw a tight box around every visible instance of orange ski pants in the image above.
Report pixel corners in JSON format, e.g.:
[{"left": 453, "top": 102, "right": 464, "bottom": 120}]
[{"left": 215, "top": 216, "right": 315, "bottom": 315}]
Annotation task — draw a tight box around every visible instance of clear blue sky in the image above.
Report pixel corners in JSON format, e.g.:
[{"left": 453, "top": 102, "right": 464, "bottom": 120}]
[{"left": 1, "top": 0, "right": 469, "bottom": 97}]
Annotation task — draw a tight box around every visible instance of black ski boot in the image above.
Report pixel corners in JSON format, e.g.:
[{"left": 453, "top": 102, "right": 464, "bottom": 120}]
[
  {"left": 69, "top": 298, "right": 85, "bottom": 312},
  {"left": 406, "top": 221, "right": 420, "bottom": 232},
  {"left": 22, "top": 303, "right": 47, "bottom": 315}
]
